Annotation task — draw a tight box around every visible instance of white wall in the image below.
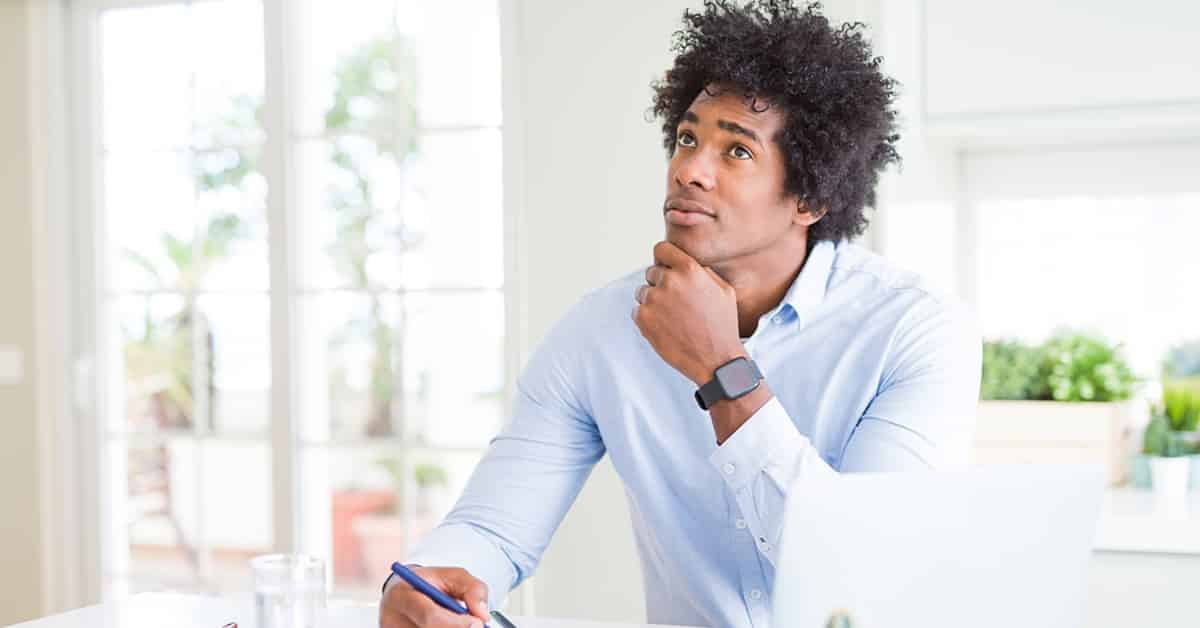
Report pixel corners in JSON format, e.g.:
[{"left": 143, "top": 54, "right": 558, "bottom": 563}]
[
  {"left": 0, "top": 0, "right": 47, "bottom": 624},
  {"left": 923, "top": 0, "right": 1200, "bottom": 117}
]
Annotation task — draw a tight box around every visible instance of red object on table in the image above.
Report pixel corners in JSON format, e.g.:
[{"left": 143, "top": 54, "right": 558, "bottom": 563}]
[{"left": 331, "top": 490, "right": 396, "bottom": 580}]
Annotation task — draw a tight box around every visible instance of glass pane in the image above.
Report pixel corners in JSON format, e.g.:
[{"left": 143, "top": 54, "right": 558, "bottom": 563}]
[
  {"left": 194, "top": 146, "right": 269, "bottom": 292},
  {"left": 976, "top": 194, "right": 1200, "bottom": 374},
  {"left": 101, "top": 5, "right": 191, "bottom": 150},
  {"left": 297, "top": 292, "right": 401, "bottom": 441},
  {"left": 105, "top": 151, "right": 196, "bottom": 293},
  {"left": 294, "top": 0, "right": 401, "bottom": 138},
  {"left": 296, "top": 138, "right": 411, "bottom": 291},
  {"left": 115, "top": 295, "right": 193, "bottom": 434},
  {"left": 399, "top": 130, "right": 504, "bottom": 290},
  {"left": 116, "top": 437, "right": 273, "bottom": 594},
  {"left": 200, "top": 294, "right": 271, "bottom": 435},
  {"left": 404, "top": 0, "right": 502, "bottom": 128},
  {"left": 401, "top": 292, "right": 505, "bottom": 448},
  {"left": 301, "top": 445, "right": 484, "bottom": 600},
  {"left": 191, "top": 0, "right": 266, "bottom": 150},
  {"left": 294, "top": 0, "right": 502, "bottom": 136},
  {"left": 121, "top": 435, "right": 202, "bottom": 589},
  {"left": 201, "top": 439, "right": 274, "bottom": 592}
]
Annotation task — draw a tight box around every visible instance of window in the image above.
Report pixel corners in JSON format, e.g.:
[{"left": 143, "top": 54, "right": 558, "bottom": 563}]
[
  {"left": 965, "top": 144, "right": 1200, "bottom": 378},
  {"left": 78, "top": 0, "right": 505, "bottom": 600},
  {"left": 881, "top": 142, "right": 1200, "bottom": 380}
]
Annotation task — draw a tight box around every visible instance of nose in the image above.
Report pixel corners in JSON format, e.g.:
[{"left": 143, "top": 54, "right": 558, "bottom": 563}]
[{"left": 672, "top": 148, "right": 716, "bottom": 192}]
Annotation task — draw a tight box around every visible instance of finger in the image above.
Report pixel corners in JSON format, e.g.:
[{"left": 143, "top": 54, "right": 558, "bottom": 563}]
[
  {"left": 644, "top": 264, "right": 666, "bottom": 287},
  {"left": 653, "top": 241, "right": 696, "bottom": 270},
  {"left": 438, "top": 569, "right": 490, "bottom": 624},
  {"left": 394, "top": 588, "right": 449, "bottom": 628},
  {"left": 635, "top": 284, "right": 651, "bottom": 304},
  {"left": 703, "top": 266, "right": 733, "bottom": 291},
  {"left": 378, "top": 603, "right": 408, "bottom": 628},
  {"left": 401, "top": 591, "right": 481, "bottom": 628},
  {"left": 386, "top": 573, "right": 481, "bottom": 628},
  {"left": 461, "top": 591, "right": 489, "bottom": 625}
]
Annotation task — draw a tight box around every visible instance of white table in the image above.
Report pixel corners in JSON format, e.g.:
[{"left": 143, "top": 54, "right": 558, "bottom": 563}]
[
  {"left": 9, "top": 593, "right": 694, "bottom": 628},
  {"left": 1093, "top": 487, "right": 1200, "bottom": 554}
]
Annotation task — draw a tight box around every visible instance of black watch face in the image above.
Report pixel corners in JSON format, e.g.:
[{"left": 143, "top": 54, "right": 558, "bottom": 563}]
[{"left": 717, "top": 358, "right": 759, "bottom": 397}]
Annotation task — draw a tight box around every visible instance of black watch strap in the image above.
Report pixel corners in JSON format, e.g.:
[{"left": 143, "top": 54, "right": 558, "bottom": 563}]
[{"left": 694, "top": 377, "right": 727, "bottom": 411}]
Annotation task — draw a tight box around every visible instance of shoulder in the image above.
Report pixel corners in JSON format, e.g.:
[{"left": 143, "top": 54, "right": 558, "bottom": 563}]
[
  {"left": 828, "top": 242, "right": 950, "bottom": 304},
  {"left": 826, "top": 241, "right": 979, "bottom": 357}
]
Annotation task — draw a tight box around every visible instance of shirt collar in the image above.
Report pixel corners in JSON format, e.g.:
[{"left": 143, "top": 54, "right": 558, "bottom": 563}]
[{"left": 776, "top": 239, "right": 836, "bottom": 326}]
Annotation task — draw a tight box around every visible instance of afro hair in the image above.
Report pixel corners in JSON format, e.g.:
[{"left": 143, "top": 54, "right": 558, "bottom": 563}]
[{"left": 651, "top": 0, "right": 900, "bottom": 243}]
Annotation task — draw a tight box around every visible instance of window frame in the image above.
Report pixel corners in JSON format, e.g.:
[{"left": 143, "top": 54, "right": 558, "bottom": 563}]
[{"left": 59, "top": 0, "right": 524, "bottom": 605}]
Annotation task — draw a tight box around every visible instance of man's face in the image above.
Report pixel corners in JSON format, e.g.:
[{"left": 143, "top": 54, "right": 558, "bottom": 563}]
[{"left": 663, "top": 85, "right": 802, "bottom": 266}]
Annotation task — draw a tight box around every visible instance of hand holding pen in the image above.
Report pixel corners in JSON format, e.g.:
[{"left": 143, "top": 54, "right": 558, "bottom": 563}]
[{"left": 379, "top": 562, "right": 498, "bottom": 628}]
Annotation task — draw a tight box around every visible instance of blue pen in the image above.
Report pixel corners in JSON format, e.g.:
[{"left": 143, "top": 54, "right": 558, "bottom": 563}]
[{"left": 390, "top": 562, "right": 494, "bottom": 628}]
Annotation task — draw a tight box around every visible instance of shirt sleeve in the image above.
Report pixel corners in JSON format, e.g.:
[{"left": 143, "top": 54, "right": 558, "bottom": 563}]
[
  {"left": 707, "top": 296, "right": 982, "bottom": 567},
  {"left": 404, "top": 308, "right": 606, "bottom": 609}
]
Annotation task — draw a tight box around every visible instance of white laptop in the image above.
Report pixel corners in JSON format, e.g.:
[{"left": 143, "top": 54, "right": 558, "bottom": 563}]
[{"left": 771, "top": 465, "right": 1104, "bottom": 628}]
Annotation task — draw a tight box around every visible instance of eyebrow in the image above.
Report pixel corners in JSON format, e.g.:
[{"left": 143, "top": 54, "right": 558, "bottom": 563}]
[{"left": 680, "top": 110, "right": 762, "bottom": 148}]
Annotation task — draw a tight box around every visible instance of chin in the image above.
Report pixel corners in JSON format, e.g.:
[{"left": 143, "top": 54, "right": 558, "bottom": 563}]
[{"left": 665, "top": 227, "right": 720, "bottom": 266}]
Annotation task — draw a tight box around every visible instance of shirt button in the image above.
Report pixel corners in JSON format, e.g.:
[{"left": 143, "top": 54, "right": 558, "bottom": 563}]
[
  {"left": 722, "top": 462, "right": 736, "bottom": 475},
  {"left": 758, "top": 537, "right": 771, "bottom": 552},
  {"left": 749, "top": 589, "right": 763, "bottom": 601},
  {"left": 772, "top": 315, "right": 782, "bottom": 324},
  {"left": 735, "top": 518, "right": 747, "bottom": 529}
]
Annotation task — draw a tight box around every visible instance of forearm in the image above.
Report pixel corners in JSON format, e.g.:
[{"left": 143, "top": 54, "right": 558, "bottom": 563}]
[{"left": 707, "top": 380, "right": 773, "bottom": 445}]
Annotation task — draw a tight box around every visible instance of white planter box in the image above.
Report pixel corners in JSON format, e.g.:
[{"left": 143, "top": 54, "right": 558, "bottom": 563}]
[{"left": 973, "top": 400, "right": 1139, "bottom": 486}]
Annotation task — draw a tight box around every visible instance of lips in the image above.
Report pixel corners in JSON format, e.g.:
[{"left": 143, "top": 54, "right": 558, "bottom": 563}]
[
  {"left": 664, "top": 197, "right": 715, "bottom": 217},
  {"left": 664, "top": 197, "right": 716, "bottom": 227}
]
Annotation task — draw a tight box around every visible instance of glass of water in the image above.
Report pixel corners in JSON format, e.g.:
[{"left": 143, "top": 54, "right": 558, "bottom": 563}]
[{"left": 252, "top": 554, "right": 326, "bottom": 628}]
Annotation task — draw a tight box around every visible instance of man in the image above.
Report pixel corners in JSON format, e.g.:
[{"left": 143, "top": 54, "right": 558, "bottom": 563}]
[{"left": 379, "top": 1, "right": 980, "bottom": 627}]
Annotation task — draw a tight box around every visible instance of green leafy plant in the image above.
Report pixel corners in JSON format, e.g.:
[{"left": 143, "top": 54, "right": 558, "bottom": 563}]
[
  {"left": 1160, "top": 386, "right": 1200, "bottom": 432},
  {"left": 980, "top": 340, "right": 1042, "bottom": 401},
  {"left": 980, "top": 332, "right": 1138, "bottom": 402},
  {"left": 323, "top": 34, "right": 423, "bottom": 438},
  {"left": 123, "top": 97, "right": 257, "bottom": 431},
  {"left": 375, "top": 457, "right": 448, "bottom": 489},
  {"left": 414, "top": 462, "right": 449, "bottom": 488},
  {"left": 370, "top": 456, "right": 449, "bottom": 514},
  {"left": 1033, "top": 332, "right": 1137, "bottom": 402},
  {"left": 1142, "top": 415, "right": 1194, "bottom": 457}
]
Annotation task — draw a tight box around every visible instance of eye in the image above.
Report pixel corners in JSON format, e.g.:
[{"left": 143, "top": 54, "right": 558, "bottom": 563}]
[
  {"left": 676, "top": 132, "right": 696, "bottom": 148},
  {"left": 730, "top": 145, "right": 753, "bottom": 160}
]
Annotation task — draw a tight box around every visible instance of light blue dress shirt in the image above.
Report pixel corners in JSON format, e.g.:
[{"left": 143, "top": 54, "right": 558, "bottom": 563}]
[{"left": 406, "top": 240, "right": 982, "bottom": 628}]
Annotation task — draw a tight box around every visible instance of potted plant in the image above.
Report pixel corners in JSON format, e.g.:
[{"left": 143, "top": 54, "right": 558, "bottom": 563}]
[
  {"left": 1137, "top": 386, "right": 1200, "bottom": 496},
  {"left": 413, "top": 462, "right": 451, "bottom": 515},
  {"left": 1161, "top": 340, "right": 1200, "bottom": 491},
  {"left": 975, "top": 331, "right": 1141, "bottom": 486},
  {"left": 1141, "top": 411, "right": 1196, "bottom": 504}
]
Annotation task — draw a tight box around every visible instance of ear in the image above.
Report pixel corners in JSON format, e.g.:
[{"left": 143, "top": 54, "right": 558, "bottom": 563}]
[{"left": 793, "top": 202, "right": 827, "bottom": 228}]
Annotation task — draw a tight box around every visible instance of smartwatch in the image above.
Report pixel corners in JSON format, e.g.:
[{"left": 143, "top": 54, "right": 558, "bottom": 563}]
[{"left": 694, "top": 356, "right": 763, "bottom": 410}]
